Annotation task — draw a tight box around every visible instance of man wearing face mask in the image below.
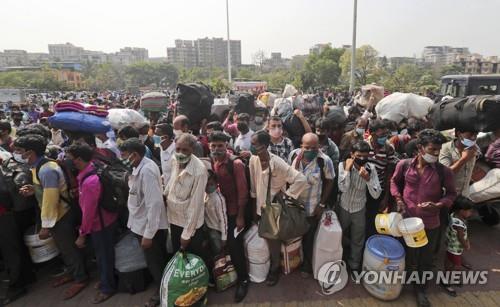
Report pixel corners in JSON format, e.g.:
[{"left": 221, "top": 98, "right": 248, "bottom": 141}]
[
  {"left": 289, "top": 133, "right": 335, "bottom": 278},
  {"left": 94, "top": 131, "right": 121, "bottom": 159},
  {"left": 119, "top": 138, "right": 168, "bottom": 307},
  {"left": 340, "top": 117, "right": 368, "bottom": 161},
  {"left": 154, "top": 123, "right": 176, "bottom": 187},
  {"left": 14, "top": 134, "right": 89, "bottom": 300},
  {"left": 268, "top": 116, "right": 294, "bottom": 162},
  {"left": 365, "top": 119, "right": 398, "bottom": 237},
  {"left": 173, "top": 115, "right": 204, "bottom": 157},
  {"left": 208, "top": 132, "right": 250, "bottom": 302},
  {"left": 234, "top": 113, "right": 254, "bottom": 156},
  {"left": 248, "top": 130, "right": 307, "bottom": 286},
  {"left": 165, "top": 133, "right": 208, "bottom": 253},
  {"left": 338, "top": 141, "right": 381, "bottom": 276},
  {"left": 439, "top": 129, "right": 478, "bottom": 197},
  {"left": 391, "top": 129, "right": 456, "bottom": 307}
]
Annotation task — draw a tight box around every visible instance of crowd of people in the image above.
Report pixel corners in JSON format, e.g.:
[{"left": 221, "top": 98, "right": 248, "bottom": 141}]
[{"left": 0, "top": 88, "right": 499, "bottom": 307}]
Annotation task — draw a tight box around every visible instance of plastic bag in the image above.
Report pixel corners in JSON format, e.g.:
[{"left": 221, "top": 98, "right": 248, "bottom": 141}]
[
  {"left": 243, "top": 224, "right": 270, "bottom": 283},
  {"left": 375, "top": 93, "right": 433, "bottom": 123},
  {"left": 213, "top": 254, "right": 238, "bottom": 292},
  {"left": 107, "top": 108, "right": 148, "bottom": 130},
  {"left": 161, "top": 251, "right": 209, "bottom": 307},
  {"left": 114, "top": 232, "right": 147, "bottom": 273}
]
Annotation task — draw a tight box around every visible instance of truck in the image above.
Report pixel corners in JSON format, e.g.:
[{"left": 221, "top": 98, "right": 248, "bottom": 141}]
[
  {"left": 0, "top": 88, "right": 26, "bottom": 103},
  {"left": 440, "top": 74, "right": 500, "bottom": 98}
]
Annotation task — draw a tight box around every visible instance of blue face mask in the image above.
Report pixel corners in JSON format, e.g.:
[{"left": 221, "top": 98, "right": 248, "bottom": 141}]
[
  {"left": 377, "top": 136, "right": 387, "bottom": 146},
  {"left": 461, "top": 138, "right": 476, "bottom": 148}
]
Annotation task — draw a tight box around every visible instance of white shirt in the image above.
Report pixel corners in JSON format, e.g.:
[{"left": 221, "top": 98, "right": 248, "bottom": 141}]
[
  {"left": 165, "top": 155, "right": 208, "bottom": 240},
  {"left": 160, "top": 142, "right": 176, "bottom": 186},
  {"left": 249, "top": 153, "right": 307, "bottom": 216},
  {"left": 234, "top": 130, "right": 254, "bottom": 152},
  {"left": 127, "top": 157, "right": 168, "bottom": 239},
  {"left": 289, "top": 150, "right": 335, "bottom": 216},
  {"left": 204, "top": 191, "right": 228, "bottom": 241}
]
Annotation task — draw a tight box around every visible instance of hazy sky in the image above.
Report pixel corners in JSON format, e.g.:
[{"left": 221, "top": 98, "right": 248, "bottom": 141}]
[{"left": 2, "top": 0, "right": 499, "bottom": 64}]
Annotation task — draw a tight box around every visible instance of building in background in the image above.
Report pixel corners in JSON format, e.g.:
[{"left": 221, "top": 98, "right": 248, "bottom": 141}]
[
  {"left": 0, "top": 50, "right": 29, "bottom": 66},
  {"left": 422, "top": 46, "right": 470, "bottom": 66},
  {"left": 262, "top": 52, "right": 291, "bottom": 71},
  {"left": 48, "top": 43, "right": 84, "bottom": 61},
  {"left": 389, "top": 56, "right": 417, "bottom": 69},
  {"left": 454, "top": 54, "right": 500, "bottom": 74},
  {"left": 167, "top": 37, "right": 241, "bottom": 68},
  {"left": 309, "top": 43, "right": 332, "bottom": 55}
]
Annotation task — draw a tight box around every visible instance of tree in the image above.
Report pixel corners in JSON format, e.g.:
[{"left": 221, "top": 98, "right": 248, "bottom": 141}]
[
  {"left": 340, "top": 45, "right": 379, "bottom": 86},
  {"left": 125, "top": 62, "right": 179, "bottom": 88},
  {"left": 440, "top": 64, "right": 464, "bottom": 76},
  {"left": 86, "top": 63, "right": 125, "bottom": 90},
  {"left": 301, "top": 46, "right": 345, "bottom": 90},
  {"left": 252, "top": 50, "right": 267, "bottom": 72}
]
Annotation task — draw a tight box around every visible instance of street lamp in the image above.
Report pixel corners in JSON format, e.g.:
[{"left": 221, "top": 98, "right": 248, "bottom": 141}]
[
  {"left": 226, "top": 0, "right": 232, "bottom": 83},
  {"left": 349, "top": 0, "right": 357, "bottom": 92}
]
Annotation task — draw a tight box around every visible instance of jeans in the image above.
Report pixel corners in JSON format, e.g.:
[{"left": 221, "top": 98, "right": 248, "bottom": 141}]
[
  {"left": 91, "top": 222, "right": 117, "bottom": 294},
  {"left": 337, "top": 207, "right": 366, "bottom": 270},
  {"left": 406, "top": 227, "right": 440, "bottom": 291},
  {"left": 301, "top": 216, "right": 319, "bottom": 273},
  {"left": 51, "top": 209, "right": 88, "bottom": 282}
]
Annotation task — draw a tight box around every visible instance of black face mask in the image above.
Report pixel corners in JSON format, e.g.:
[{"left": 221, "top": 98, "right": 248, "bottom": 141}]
[
  {"left": 237, "top": 123, "right": 249, "bottom": 133},
  {"left": 318, "top": 134, "right": 327, "bottom": 142},
  {"left": 354, "top": 157, "right": 368, "bottom": 166}
]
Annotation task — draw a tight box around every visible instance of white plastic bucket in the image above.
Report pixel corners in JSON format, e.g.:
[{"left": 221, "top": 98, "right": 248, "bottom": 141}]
[
  {"left": 24, "top": 226, "right": 59, "bottom": 263},
  {"left": 375, "top": 213, "right": 403, "bottom": 237},
  {"left": 362, "top": 235, "right": 405, "bottom": 301},
  {"left": 398, "top": 217, "right": 428, "bottom": 248}
]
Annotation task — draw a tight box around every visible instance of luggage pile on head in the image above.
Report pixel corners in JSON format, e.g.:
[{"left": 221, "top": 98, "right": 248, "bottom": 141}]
[
  {"left": 234, "top": 93, "right": 256, "bottom": 116},
  {"left": 107, "top": 108, "right": 148, "bottom": 131},
  {"left": 176, "top": 83, "right": 214, "bottom": 126},
  {"left": 375, "top": 93, "right": 433, "bottom": 123},
  {"left": 430, "top": 95, "right": 500, "bottom": 132},
  {"left": 140, "top": 91, "right": 168, "bottom": 113},
  {"left": 48, "top": 100, "right": 111, "bottom": 134}
]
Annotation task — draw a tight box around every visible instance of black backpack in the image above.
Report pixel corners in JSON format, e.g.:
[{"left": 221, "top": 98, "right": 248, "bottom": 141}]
[{"left": 82, "top": 159, "right": 131, "bottom": 214}]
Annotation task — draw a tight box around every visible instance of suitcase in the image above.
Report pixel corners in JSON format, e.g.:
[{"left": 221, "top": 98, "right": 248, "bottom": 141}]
[{"left": 430, "top": 95, "right": 500, "bottom": 132}]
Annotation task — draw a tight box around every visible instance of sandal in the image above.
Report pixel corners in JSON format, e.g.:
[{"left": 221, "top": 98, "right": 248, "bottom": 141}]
[
  {"left": 52, "top": 275, "right": 74, "bottom": 288},
  {"left": 92, "top": 291, "right": 114, "bottom": 304},
  {"left": 440, "top": 283, "right": 457, "bottom": 297},
  {"left": 63, "top": 281, "right": 88, "bottom": 300}
]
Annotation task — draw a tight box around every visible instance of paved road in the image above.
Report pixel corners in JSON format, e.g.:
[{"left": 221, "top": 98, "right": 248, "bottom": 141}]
[{"left": 8, "top": 219, "right": 500, "bottom": 307}]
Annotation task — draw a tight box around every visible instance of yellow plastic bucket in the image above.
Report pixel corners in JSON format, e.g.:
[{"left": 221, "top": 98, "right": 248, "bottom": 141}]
[
  {"left": 398, "top": 218, "right": 428, "bottom": 248},
  {"left": 375, "top": 212, "right": 403, "bottom": 237}
]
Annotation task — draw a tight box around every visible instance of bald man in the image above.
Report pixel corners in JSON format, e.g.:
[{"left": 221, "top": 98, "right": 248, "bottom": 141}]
[{"left": 289, "top": 133, "right": 335, "bottom": 278}]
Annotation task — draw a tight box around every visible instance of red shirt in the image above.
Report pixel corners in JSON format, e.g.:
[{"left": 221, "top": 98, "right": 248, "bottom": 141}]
[{"left": 212, "top": 153, "right": 248, "bottom": 216}]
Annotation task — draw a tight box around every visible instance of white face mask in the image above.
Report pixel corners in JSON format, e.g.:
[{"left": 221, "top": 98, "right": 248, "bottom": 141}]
[
  {"left": 95, "top": 137, "right": 106, "bottom": 149},
  {"left": 269, "top": 128, "right": 283, "bottom": 139},
  {"left": 422, "top": 152, "right": 438, "bottom": 164},
  {"left": 13, "top": 152, "right": 29, "bottom": 164}
]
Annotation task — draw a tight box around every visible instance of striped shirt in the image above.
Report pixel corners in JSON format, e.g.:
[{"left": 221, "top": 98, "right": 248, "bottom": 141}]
[
  {"left": 289, "top": 149, "right": 335, "bottom": 216},
  {"left": 366, "top": 135, "right": 398, "bottom": 188},
  {"left": 338, "top": 161, "right": 382, "bottom": 213},
  {"left": 204, "top": 191, "right": 228, "bottom": 241},
  {"left": 32, "top": 159, "right": 70, "bottom": 228}
]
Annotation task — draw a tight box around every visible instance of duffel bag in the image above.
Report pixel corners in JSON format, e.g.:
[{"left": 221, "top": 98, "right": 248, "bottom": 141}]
[
  {"left": 48, "top": 111, "right": 111, "bottom": 134},
  {"left": 430, "top": 95, "right": 500, "bottom": 132},
  {"left": 234, "top": 93, "right": 256, "bottom": 116},
  {"left": 177, "top": 83, "right": 214, "bottom": 125}
]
